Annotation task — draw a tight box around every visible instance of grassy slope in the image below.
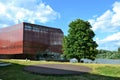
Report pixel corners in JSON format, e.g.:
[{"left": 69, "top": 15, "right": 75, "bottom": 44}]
[{"left": 0, "top": 59, "right": 120, "bottom": 80}]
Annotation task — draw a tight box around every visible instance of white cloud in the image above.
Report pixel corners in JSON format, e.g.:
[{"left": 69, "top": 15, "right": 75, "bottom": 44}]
[
  {"left": 0, "top": 2, "right": 6, "bottom": 13},
  {"left": 111, "top": 1, "right": 120, "bottom": 27},
  {"left": 0, "top": 0, "right": 60, "bottom": 28},
  {"left": 89, "top": 1, "right": 120, "bottom": 51},
  {"left": 95, "top": 32, "right": 120, "bottom": 51},
  {"left": 89, "top": 1, "right": 120, "bottom": 32},
  {"left": 101, "top": 32, "right": 120, "bottom": 43}
]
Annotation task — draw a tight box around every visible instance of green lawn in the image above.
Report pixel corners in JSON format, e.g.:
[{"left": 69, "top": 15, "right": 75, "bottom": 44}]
[{"left": 0, "top": 59, "right": 120, "bottom": 80}]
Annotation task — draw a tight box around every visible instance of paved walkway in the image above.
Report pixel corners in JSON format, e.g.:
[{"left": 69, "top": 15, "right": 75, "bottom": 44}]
[{"left": 24, "top": 64, "right": 92, "bottom": 75}]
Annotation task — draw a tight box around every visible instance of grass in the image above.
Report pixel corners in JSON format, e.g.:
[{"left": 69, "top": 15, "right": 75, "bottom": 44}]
[
  {"left": 95, "top": 66, "right": 120, "bottom": 77},
  {"left": 0, "top": 59, "right": 120, "bottom": 80}
]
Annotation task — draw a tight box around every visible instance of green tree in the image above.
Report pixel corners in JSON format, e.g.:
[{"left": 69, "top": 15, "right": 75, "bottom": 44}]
[
  {"left": 118, "top": 47, "right": 120, "bottom": 54},
  {"left": 63, "top": 19, "right": 98, "bottom": 61}
]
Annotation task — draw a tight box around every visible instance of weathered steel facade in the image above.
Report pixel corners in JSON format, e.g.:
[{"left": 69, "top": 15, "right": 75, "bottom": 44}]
[
  {"left": 0, "top": 22, "right": 63, "bottom": 59},
  {"left": 0, "top": 23, "right": 23, "bottom": 54}
]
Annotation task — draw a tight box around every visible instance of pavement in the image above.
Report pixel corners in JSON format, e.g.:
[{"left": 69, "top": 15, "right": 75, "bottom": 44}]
[{"left": 24, "top": 64, "right": 92, "bottom": 75}]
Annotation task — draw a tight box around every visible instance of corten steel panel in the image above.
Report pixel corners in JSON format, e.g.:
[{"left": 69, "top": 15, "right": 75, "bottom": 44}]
[
  {"left": 23, "top": 23, "right": 63, "bottom": 54},
  {"left": 0, "top": 22, "right": 63, "bottom": 56},
  {"left": 0, "top": 23, "right": 23, "bottom": 54}
]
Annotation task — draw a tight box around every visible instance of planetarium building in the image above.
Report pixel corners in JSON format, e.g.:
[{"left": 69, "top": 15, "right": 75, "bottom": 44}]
[{"left": 0, "top": 22, "right": 63, "bottom": 60}]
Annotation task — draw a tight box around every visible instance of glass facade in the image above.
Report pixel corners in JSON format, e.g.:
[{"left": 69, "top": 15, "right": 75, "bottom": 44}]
[{"left": 0, "top": 22, "right": 63, "bottom": 59}]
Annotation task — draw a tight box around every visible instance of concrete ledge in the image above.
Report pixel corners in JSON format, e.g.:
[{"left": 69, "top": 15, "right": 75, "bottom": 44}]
[{"left": 0, "top": 62, "right": 11, "bottom": 67}]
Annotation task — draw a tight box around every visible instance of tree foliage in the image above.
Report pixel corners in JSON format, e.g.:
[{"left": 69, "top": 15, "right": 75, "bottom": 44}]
[
  {"left": 97, "top": 49, "right": 120, "bottom": 59},
  {"left": 62, "top": 19, "right": 98, "bottom": 61},
  {"left": 118, "top": 47, "right": 120, "bottom": 54}
]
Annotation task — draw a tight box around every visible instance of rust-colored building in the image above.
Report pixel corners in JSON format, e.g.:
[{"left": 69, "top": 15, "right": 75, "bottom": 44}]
[{"left": 0, "top": 22, "right": 63, "bottom": 60}]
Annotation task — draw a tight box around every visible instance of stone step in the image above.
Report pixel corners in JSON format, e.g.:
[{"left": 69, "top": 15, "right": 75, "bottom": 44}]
[
  {"left": 0, "top": 62, "right": 4, "bottom": 64},
  {"left": 0, "top": 63, "right": 11, "bottom": 67}
]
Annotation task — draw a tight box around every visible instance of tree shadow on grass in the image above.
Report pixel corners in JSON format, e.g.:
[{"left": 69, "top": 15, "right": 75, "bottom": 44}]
[{"left": 0, "top": 60, "right": 120, "bottom": 80}]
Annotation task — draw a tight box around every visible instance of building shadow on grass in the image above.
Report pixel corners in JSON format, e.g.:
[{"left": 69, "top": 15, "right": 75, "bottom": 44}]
[{"left": 0, "top": 60, "right": 120, "bottom": 80}]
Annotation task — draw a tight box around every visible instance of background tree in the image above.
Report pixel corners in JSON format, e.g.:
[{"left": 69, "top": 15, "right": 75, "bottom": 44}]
[
  {"left": 62, "top": 19, "right": 98, "bottom": 61},
  {"left": 97, "top": 49, "right": 120, "bottom": 59},
  {"left": 118, "top": 47, "right": 120, "bottom": 54}
]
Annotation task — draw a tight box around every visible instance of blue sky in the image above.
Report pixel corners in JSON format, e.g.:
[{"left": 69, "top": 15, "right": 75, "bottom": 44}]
[{"left": 0, "top": 0, "right": 120, "bottom": 51}]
